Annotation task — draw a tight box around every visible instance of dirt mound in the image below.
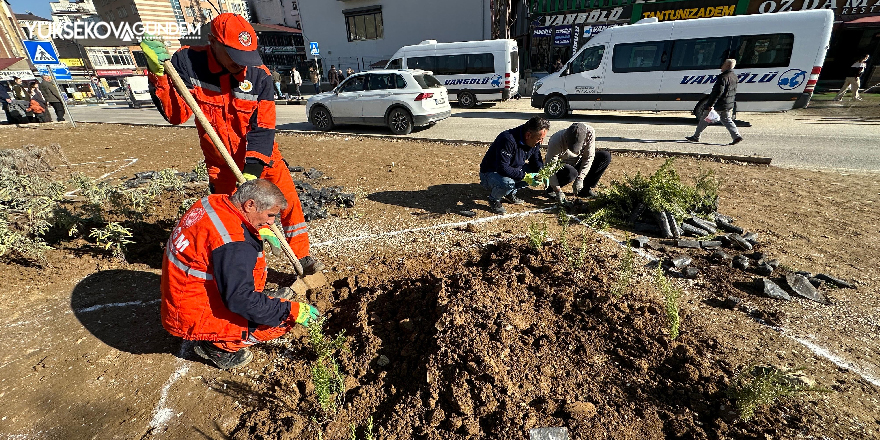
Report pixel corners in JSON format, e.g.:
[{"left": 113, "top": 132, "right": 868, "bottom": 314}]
[{"left": 231, "top": 238, "right": 822, "bottom": 439}]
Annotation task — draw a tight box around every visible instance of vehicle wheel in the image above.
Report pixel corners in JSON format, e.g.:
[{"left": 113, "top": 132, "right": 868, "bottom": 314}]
[
  {"left": 310, "top": 106, "right": 334, "bottom": 131},
  {"left": 544, "top": 96, "right": 568, "bottom": 119},
  {"left": 458, "top": 91, "right": 477, "bottom": 108},
  {"left": 388, "top": 107, "right": 413, "bottom": 135}
]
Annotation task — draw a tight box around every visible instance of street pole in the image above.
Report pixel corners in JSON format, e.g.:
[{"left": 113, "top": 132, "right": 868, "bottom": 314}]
[{"left": 48, "top": 68, "right": 76, "bottom": 128}]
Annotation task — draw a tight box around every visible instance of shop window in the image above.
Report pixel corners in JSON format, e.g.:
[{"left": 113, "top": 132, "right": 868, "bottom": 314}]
[
  {"left": 570, "top": 45, "right": 604, "bottom": 74},
  {"left": 345, "top": 7, "right": 383, "bottom": 41},
  {"left": 669, "top": 37, "right": 732, "bottom": 71},
  {"left": 612, "top": 41, "right": 670, "bottom": 73},
  {"left": 735, "top": 33, "right": 794, "bottom": 69}
]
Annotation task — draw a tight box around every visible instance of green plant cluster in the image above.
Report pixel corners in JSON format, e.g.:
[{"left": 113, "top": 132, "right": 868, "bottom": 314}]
[
  {"left": 527, "top": 220, "right": 548, "bottom": 250},
  {"left": 654, "top": 264, "right": 681, "bottom": 340},
  {"left": 535, "top": 158, "right": 564, "bottom": 187},
  {"left": 308, "top": 316, "right": 348, "bottom": 417},
  {"left": 584, "top": 159, "right": 720, "bottom": 228},
  {"left": 555, "top": 208, "right": 590, "bottom": 271},
  {"left": 349, "top": 416, "right": 374, "bottom": 440},
  {"left": 728, "top": 365, "right": 824, "bottom": 421}
]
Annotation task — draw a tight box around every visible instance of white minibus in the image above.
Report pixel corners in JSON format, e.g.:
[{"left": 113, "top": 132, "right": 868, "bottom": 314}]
[
  {"left": 531, "top": 10, "right": 833, "bottom": 118},
  {"left": 386, "top": 39, "right": 519, "bottom": 108}
]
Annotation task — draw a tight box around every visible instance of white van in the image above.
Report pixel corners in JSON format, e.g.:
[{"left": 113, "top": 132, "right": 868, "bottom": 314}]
[
  {"left": 124, "top": 75, "right": 152, "bottom": 108},
  {"left": 385, "top": 39, "right": 519, "bottom": 108},
  {"left": 531, "top": 10, "right": 833, "bottom": 118}
]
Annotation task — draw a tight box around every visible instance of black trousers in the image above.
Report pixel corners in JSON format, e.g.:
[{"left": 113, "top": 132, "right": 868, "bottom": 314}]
[
  {"left": 554, "top": 149, "right": 612, "bottom": 194},
  {"left": 50, "top": 102, "right": 65, "bottom": 121}
]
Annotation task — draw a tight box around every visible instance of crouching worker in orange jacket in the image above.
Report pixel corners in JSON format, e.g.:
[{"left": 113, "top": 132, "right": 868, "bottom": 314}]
[
  {"left": 142, "top": 12, "right": 323, "bottom": 275},
  {"left": 162, "top": 179, "right": 319, "bottom": 369}
]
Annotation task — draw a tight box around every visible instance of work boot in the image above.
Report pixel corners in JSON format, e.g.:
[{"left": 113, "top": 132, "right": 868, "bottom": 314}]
[
  {"left": 299, "top": 255, "right": 325, "bottom": 275},
  {"left": 489, "top": 199, "right": 505, "bottom": 215},
  {"left": 193, "top": 341, "right": 253, "bottom": 370},
  {"left": 505, "top": 193, "right": 525, "bottom": 205}
]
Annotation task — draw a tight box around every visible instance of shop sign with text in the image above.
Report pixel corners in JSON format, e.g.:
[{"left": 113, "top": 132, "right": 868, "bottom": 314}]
[
  {"left": 747, "top": 0, "right": 880, "bottom": 18},
  {"left": 540, "top": 6, "right": 632, "bottom": 26},
  {"left": 641, "top": 0, "right": 739, "bottom": 21},
  {"left": 554, "top": 26, "right": 574, "bottom": 45}
]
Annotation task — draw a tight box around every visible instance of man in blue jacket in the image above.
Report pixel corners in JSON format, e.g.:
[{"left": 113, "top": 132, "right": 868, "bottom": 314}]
[{"left": 479, "top": 116, "right": 550, "bottom": 214}]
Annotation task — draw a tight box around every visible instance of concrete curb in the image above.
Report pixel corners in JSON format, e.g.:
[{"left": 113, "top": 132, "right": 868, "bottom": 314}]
[{"left": 73, "top": 121, "right": 774, "bottom": 165}]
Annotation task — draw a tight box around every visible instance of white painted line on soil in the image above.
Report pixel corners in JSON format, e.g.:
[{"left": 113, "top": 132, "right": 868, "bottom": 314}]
[
  {"left": 311, "top": 208, "right": 553, "bottom": 248},
  {"left": 63, "top": 158, "right": 138, "bottom": 197},
  {"left": 149, "top": 341, "right": 193, "bottom": 435},
  {"left": 74, "top": 299, "right": 160, "bottom": 313},
  {"left": 782, "top": 332, "right": 880, "bottom": 388}
]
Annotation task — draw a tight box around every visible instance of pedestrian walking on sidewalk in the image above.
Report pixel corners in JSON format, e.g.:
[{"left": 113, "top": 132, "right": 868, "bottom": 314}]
[
  {"left": 142, "top": 13, "right": 325, "bottom": 276},
  {"left": 271, "top": 69, "right": 282, "bottom": 99},
  {"left": 686, "top": 58, "right": 742, "bottom": 145},
  {"left": 479, "top": 116, "right": 549, "bottom": 214},
  {"left": 292, "top": 68, "right": 302, "bottom": 97},
  {"left": 309, "top": 65, "right": 320, "bottom": 94},
  {"left": 39, "top": 74, "right": 65, "bottom": 122},
  {"left": 835, "top": 55, "right": 869, "bottom": 101}
]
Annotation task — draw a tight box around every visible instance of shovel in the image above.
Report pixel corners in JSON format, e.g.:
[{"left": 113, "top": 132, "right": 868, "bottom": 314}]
[{"left": 163, "top": 59, "right": 327, "bottom": 296}]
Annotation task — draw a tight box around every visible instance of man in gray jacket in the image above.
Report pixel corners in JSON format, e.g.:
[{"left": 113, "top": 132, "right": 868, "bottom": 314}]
[
  {"left": 39, "top": 75, "right": 65, "bottom": 122},
  {"left": 686, "top": 58, "right": 742, "bottom": 145},
  {"left": 545, "top": 123, "right": 611, "bottom": 202}
]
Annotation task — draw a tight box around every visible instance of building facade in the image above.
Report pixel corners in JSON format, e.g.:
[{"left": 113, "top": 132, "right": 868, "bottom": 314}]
[
  {"left": 297, "top": 0, "right": 492, "bottom": 77},
  {"left": 50, "top": 0, "right": 101, "bottom": 26},
  {"left": 527, "top": 0, "right": 880, "bottom": 87},
  {"left": 0, "top": 0, "right": 33, "bottom": 80},
  {"left": 248, "top": 0, "right": 302, "bottom": 29}
]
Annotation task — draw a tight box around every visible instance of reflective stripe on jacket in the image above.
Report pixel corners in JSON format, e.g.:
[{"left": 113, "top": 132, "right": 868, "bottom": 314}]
[
  {"left": 149, "top": 45, "right": 278, "bottom": 169},
  {"left": 161, "top": 195, "right": 292, "bottom": 341}
]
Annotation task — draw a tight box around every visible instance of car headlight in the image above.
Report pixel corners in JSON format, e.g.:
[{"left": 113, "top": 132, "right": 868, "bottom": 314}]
[{"left": 533, "top": 82, "right": 543, "bottom": 93}]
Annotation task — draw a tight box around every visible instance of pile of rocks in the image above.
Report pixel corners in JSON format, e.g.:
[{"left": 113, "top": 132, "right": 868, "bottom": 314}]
[
  {"left": 290, "top": 166, "right": 356, "bottom": 222},
  {"left": 629, "top": 212, "right": 853, "bottom": 303}
]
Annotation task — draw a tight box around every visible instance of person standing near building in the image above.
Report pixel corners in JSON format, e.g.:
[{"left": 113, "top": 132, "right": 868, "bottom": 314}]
[
  {"left": 1, "top": 81, "right": 12, "bottom": 122},
  {"left": 328, "top": 65, "right": 341, "bottom": 88},
  {"left": 141, "top": 13, "right": 325, "bottom": 275},
  {"left": 39, "top": 74, "right": 65, "bottom": 122},
  {"left": 834, "top": 54, "right": 869, "bottom": 101},
  {"left": 11, "top": 76, "right": 27, "bottom": 100},
  {"left": 271, "top": 69, "right": 282, "bottom": 99},
  {"left": 292, "top": 68, "right": 302, "bottom": 98},
  {"left": 309, "top": 65, "right": 320, "bottom": 94},
  {"left": 686, "top": 58, "right": 742, "bottom": 145}
]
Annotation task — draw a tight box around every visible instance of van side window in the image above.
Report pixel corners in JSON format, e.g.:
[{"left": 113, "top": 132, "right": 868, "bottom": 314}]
[
  {"left": 612, "top": 41, "right": 670, "bottom": 73},
  {"left": 570, "top": 46, "right": 604, "bottom": 74},
  {"left": 511, "top": 50, "right": 519, "bottom": 73},
  {"left": 435, "top": 55, "right": 466, "bottom": 75},
  {"left": 669, "top": 37, "right": 732, "bottom": 71},
  {"left": 409, "top": 56, "right": 435, "bottom": 71},
  {"left": 735, "top": 33, "right": 794, "bottom": 69},
  {"left": 467, "top": 53, "right": 495, "bottom": 74},
  {"left": 387, "top": 58, "right": 402, "bottom": 69}
]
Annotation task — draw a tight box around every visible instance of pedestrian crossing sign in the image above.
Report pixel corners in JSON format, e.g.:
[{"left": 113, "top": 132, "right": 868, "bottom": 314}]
[
  {"left": 309, "top": 42, "right": 319, "bottom": 56},
  {"left": 24, "top": 41, "right": 59, "bottom": 65}
]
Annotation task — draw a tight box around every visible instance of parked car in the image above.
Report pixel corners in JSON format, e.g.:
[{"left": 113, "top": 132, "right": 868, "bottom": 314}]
[
  {"left": 106, "top": 86, "right": 128, "bottom": 100},
  {"left": 306, "top": 69, "right": 450, "bottom": 135}
]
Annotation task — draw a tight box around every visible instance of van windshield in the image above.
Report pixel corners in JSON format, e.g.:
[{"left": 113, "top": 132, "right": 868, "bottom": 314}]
[
  {"left": 511, "top": 50, "right": 519, "bottom": 73},
  {"left": 413, "top": 74, "right": 442, "bottom": 89}
]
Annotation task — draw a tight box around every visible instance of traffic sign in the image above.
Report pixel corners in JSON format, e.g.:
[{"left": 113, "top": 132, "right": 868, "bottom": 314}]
[
  {"left": 37, "top": 64, "right": 72, "bottom": 81},
  {"left": 24, "top": 41, "right": 59, "bottom": 65},
  {"left": 309, "top": 42, "right": 319, "bottom": 56}
]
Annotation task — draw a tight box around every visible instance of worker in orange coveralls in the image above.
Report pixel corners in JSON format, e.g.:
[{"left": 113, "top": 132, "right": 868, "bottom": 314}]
[
  {"left": 162, "top": 180, "right": 319, "bottom": 369},
  {"left": 141, "top": 13, "right": 323, "bottom": 274}
]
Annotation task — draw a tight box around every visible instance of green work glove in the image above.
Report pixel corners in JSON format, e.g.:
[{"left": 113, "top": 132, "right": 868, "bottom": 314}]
[
  {"left": 258, "top": 227, "right": 281, "bottom": 253},
  {"left": 140, "top": 35, "right": 171, "bottom": 76},
  {"left": 523, "top": 172, "right": 547, "bottom": 187},
  {"left": 293, "top": 302, "right": 320, "bottom": 327}
]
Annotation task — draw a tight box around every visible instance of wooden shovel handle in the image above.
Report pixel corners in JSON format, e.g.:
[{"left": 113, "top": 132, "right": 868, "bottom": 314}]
[{"left": 162, "top": 60, "right": 306, "bottom": 277}]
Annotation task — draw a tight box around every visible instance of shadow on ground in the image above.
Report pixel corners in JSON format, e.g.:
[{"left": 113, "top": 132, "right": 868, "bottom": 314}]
[
  {"left": 368, "top": 183, "right": 493, "bottom": 215},
  {"left": 71, "top": 269, "right": 178, "bottom": 355}
]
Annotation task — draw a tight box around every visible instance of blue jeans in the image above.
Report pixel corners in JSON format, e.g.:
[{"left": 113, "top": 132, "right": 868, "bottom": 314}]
[{"left": 480, "top": 172, "right": 528, "bottom": 202}]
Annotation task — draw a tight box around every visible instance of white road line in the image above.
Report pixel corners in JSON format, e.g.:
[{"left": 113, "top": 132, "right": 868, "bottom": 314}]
[
  {"left": 63, "top": 158, "right": 138, "bottom": 197},
  {"left": 149, "top": 341, "right": 192, "bottom": 435},
  {"left": 783, "top": 332, "right": 880, "bottom": 387}
]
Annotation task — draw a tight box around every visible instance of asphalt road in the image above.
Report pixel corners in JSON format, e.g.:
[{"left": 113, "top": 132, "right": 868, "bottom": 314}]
[{"left": 65, "top": 98, "right": 880, "bottom": 172}]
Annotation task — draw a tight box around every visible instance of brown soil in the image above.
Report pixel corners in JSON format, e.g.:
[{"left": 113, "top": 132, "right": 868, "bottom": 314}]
[{"left": 0, "top": 123, "right": 878, "bottom": 439}]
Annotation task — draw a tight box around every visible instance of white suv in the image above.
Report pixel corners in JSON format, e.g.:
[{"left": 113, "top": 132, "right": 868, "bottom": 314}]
[{"left": 306, "top": 69, "right": 451, "bottom": 135}]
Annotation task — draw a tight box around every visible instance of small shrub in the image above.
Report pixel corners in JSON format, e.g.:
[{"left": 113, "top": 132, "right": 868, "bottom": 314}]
[
  {"left": 89, "top": 222, "right": 134, "bottom": 260},
  {"left": 536, "top": 158, "right": 564, "bottom": 187},
  {"left": 308, "top": 316, "right": 348, "bottom": 417},
  {"left": 728, "top": 365, "right": 825, "bottom": 421},
  {"left": 654, "top": 264, "right": 681, "bottom": 339},
  {"left": 349, "top": 416, "right": 374, "bottom": 440},
  {"left": 527, "top": 220, "right": 548, "bottom": 250}
]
